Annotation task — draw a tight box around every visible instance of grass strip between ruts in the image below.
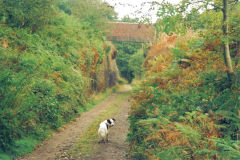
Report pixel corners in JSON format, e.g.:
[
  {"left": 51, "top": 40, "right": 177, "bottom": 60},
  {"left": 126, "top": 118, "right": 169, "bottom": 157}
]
[{"left": 68, "top": 92, "right": 129, "bottom": 159}]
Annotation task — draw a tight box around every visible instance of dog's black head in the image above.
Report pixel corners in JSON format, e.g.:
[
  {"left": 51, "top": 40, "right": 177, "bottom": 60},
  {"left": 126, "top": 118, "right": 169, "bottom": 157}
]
[{"left": 106, "top": 118, "right": 116, "bottom": 127}]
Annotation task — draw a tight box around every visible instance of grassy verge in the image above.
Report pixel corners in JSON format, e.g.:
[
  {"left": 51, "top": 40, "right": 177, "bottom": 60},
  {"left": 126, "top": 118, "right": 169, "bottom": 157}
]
[
  {"left": 68, "top": 91, "right": 129, "bottom": 159},
  {"left": 82, "top": 85, "right": 120, "bottom": 112}
]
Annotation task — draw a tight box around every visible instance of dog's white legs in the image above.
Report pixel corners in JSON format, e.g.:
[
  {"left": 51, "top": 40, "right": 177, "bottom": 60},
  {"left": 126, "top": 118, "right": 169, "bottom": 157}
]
[{"left": 98, "top": 139, "right": 104, "bottom": 143}]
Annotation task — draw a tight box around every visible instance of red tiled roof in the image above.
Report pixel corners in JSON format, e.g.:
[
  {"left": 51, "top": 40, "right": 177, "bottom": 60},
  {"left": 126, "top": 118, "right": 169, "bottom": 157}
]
[{"left": 107, "top": 22, "right": 156, "bottom": 43}]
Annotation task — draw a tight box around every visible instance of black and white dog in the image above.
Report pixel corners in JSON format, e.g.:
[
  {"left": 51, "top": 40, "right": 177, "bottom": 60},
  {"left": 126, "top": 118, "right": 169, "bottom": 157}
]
[{"left": 98, "top": 118, "right": 116, "bottom": 143}]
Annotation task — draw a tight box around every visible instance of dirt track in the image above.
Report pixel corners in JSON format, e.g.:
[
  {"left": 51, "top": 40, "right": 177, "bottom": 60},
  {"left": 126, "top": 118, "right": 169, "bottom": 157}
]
[{"left": 19, "top": 85, "right": 131, "bottom": 160}]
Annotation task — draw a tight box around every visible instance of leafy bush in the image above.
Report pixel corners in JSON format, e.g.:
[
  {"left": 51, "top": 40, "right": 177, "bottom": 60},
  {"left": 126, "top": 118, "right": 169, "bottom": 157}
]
[
  {"left": 0, "top": 0, "right": 58, "bottom": 31},
  {"left": 10, "top": 137, "right": 38, "bottom": 156},
  {"left": 129, "top": 48, "right": 145, "bottom": 80},
  {"left": 128, "top": 32, "right": 240, "bottom": 159}
]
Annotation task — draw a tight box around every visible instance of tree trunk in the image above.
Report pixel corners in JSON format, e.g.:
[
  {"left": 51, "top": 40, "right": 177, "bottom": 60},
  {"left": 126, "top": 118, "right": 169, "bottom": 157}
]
[{"left": 222, "top": 0, "right": 234, "bottom": 86}]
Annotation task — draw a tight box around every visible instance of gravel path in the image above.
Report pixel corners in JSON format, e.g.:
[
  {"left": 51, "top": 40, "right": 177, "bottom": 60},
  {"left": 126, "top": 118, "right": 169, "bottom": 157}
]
[
  {"left": 85, "top": 92, "right": 130, "bottom": 160},
  {"left": 18, "top": 85, "right": 131, "bottom": 160}
]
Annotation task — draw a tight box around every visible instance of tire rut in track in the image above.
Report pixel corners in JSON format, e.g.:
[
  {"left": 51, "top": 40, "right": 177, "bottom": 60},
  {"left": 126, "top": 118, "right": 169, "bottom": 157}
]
[{"left": 19, "top": 85, "right": 131, "bottom": 160}]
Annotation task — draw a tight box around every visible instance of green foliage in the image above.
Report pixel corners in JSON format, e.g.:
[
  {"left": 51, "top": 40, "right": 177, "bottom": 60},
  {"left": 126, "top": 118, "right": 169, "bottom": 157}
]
[
  {"left": 9, "top": 137, "right": 38, "bottom": 156},
  {"left": 0, "top": 24, "right": 82, "bottom": 152},
  {"left": 184, "top": 8, "right": 204, "bottom": 30},
  {"left": 113, "top": 42, "right": 143, "bottom": 83},
  {"left": 121, "top": 16, "right": 139, "bottom": 23},
  {"left": 154, "top": 2, "right": 186, "bottom": 34},
  {"left": 212, "top": 138, "right": 240, "bottom": 160},
  {"left": 69, "top": 0, "right": 117, "bottom": 35},
  {"left": 0, "top": 151, "right": 12, "bottom": 160},
  {"left": 57, "top": 0, "right": 72, "bottom": 15},
  {"left": 0, "top": 0, "right": 58, "bottom": 31},
  {"left": 129, "top": 49, "right": 145, "bottom": 80}
]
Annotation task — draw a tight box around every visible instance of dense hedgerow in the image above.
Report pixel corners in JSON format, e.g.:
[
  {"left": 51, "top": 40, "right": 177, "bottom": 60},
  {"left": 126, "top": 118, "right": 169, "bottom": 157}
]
[
  {"left": 128, "top": 33, "right": 240, "bottom": 159},
  {"left": 0, "top": 11, "right": 111, "bottom": 157}
]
